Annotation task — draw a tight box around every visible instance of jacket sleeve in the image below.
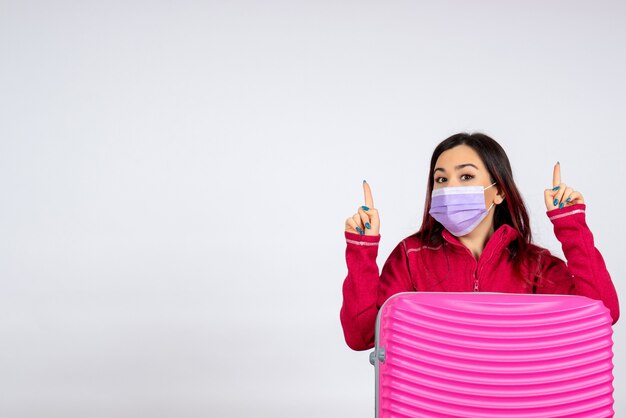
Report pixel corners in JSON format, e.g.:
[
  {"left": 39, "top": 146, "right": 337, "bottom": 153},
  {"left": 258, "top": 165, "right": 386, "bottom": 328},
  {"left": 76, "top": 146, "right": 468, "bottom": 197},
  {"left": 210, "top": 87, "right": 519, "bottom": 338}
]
[
  {"left": 536, "top": 203, "right": 620, "bottom": 324},
  {"left": 340, "top": 231, "right": 413, "bottom": 351}
]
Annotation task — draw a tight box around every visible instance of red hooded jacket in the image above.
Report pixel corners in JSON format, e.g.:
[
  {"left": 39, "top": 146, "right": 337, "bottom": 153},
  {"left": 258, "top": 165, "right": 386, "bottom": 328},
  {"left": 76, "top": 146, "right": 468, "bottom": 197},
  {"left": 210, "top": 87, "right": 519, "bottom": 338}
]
[{"left": 340, "top": 204, "right": 620, "bottom": 351}]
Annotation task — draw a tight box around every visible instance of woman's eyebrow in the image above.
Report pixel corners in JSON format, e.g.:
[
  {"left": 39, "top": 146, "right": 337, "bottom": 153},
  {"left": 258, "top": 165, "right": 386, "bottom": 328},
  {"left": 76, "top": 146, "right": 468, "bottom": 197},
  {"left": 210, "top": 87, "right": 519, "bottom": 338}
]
[
  {"left": 434, "top": 163, "right": 479, "bottom": 173},
  {"left": 455, "top": 163, "right": 478, "bottom": 170}
]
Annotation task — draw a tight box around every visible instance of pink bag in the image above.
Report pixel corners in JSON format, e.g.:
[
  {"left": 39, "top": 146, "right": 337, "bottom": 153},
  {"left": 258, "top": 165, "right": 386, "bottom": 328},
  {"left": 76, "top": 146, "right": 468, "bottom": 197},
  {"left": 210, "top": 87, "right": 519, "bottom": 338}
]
[{"left": 370, "top": 292, "right": 614, "bottom": 417}]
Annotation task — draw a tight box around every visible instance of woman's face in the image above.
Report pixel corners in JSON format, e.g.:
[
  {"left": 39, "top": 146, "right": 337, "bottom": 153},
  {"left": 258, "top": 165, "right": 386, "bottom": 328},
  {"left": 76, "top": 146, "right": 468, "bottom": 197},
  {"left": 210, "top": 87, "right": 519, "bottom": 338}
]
[{"left": 433, "top": 144, "right": 501, "bottom": 206}]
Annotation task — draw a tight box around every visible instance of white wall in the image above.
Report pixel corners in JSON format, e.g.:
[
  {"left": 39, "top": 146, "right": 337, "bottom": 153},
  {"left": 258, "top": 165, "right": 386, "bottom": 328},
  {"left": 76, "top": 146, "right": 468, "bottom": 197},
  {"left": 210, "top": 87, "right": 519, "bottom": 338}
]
[{"left": 1, "top": 1, "right": 624, "bottom": 417}]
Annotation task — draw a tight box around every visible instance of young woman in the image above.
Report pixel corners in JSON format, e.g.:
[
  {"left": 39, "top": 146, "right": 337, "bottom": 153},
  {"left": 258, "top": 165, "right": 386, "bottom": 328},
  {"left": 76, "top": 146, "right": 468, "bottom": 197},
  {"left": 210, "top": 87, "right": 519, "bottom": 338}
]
[{"left": 340, "top": 132, "right": 619, "bottom": 351}]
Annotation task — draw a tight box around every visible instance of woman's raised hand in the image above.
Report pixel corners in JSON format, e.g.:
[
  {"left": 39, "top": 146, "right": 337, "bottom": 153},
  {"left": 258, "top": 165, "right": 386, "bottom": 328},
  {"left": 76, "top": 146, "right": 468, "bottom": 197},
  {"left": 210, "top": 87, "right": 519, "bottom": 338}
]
[
  {"left": 345, "top": 180, "right": 380, "bottom": 236},
  {"left": 544, "top": 162, "right": 585, "bottom": 211}
]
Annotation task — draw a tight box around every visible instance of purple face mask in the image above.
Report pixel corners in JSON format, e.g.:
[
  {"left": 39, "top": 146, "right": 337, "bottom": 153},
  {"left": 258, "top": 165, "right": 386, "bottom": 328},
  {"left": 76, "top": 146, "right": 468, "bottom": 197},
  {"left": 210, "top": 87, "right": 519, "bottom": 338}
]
[{"left": 429, "top": 183, "right": 497, "bottom": 237}]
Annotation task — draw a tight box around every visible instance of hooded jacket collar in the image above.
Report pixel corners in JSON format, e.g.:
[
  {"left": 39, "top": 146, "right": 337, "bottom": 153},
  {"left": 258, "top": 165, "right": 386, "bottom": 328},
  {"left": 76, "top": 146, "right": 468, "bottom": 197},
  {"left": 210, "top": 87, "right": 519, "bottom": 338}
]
[{"left": 442, "top": 223, "right": 520, "bottom": 259}]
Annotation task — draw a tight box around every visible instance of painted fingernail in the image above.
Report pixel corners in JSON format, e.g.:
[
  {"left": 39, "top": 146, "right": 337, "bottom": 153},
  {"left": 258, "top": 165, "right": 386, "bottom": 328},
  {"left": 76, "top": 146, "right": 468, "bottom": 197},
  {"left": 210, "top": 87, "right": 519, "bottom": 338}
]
[
  {"left": 365, "top": 222, "right": 371, "bottom": 229},
  {"left": 552, "top": 186, "right": 560, "bottom": 191},
  {"left": 356, "top": 227, "right": 363, "bottom": 235},
  {"left": 362, "top": 206, "right": 369, "bottom": 211},
  {"left": 363, "top": 179, "right": 367, "bottom": 184},
  {"left": 566, "top": 197, "right": 571, "bottom": 202},
  {"left": 559, "top": 202, "right": 564, "bottom": 209},
  {"left": 553, "top": 199, "right": 558, "bottom": 206}
]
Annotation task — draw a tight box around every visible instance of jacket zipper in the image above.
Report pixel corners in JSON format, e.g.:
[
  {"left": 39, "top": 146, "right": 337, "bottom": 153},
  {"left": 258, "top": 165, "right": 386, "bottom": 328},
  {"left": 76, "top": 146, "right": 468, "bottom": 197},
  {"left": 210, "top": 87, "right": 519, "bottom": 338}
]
[{"left": 474, "top": 233, "right": 506, "bottom": 292}]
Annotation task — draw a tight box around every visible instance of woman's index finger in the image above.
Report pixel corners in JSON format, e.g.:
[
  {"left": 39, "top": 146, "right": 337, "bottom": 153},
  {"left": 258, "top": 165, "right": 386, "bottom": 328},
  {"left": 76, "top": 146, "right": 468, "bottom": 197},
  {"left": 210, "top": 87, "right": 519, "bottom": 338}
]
[
  {"left": 553, "top": 161, "right": 561, "bottom": 187},
  {"left": 363, "top": 180, "right": 374, "bottom": 208}
]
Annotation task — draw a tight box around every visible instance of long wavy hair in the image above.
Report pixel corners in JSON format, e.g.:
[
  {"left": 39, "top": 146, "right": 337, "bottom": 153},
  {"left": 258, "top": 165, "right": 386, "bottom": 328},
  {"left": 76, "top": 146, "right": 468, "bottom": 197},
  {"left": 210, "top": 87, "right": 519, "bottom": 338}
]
[{"left": 415, "top": 132, "right": 542, "bottom": 280}]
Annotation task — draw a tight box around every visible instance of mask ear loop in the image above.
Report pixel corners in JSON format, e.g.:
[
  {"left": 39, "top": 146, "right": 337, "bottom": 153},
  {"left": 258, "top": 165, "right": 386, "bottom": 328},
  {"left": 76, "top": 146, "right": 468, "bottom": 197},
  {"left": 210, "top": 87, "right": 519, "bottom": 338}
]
[{"left": 485, "top": 182, "right": 498, "bottom": 211}]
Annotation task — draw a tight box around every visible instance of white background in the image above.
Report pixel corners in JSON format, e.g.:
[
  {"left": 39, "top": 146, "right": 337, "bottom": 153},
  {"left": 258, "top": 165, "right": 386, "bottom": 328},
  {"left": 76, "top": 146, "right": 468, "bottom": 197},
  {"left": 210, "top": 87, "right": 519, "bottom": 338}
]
[{"left": 1, "top": 1, "right": 625, "bottom": 417}]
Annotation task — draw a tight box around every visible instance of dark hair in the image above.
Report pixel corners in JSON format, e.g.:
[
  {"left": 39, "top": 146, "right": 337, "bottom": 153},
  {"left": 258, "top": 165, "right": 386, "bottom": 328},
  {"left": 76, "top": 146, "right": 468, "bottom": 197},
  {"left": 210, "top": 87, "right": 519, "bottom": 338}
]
[{"left": 416, "top": 132, "right": 541, "bottom": 281}]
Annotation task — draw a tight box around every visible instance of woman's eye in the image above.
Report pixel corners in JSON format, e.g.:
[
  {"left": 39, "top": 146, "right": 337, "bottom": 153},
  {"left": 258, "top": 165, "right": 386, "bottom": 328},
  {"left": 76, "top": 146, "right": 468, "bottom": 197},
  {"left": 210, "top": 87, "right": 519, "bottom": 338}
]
[
  {"left": 461, "top": 174, "right": 474, "bottom": 181},
  {"left": 435, "top": 177, "right": 447, "bottom": 183}
]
